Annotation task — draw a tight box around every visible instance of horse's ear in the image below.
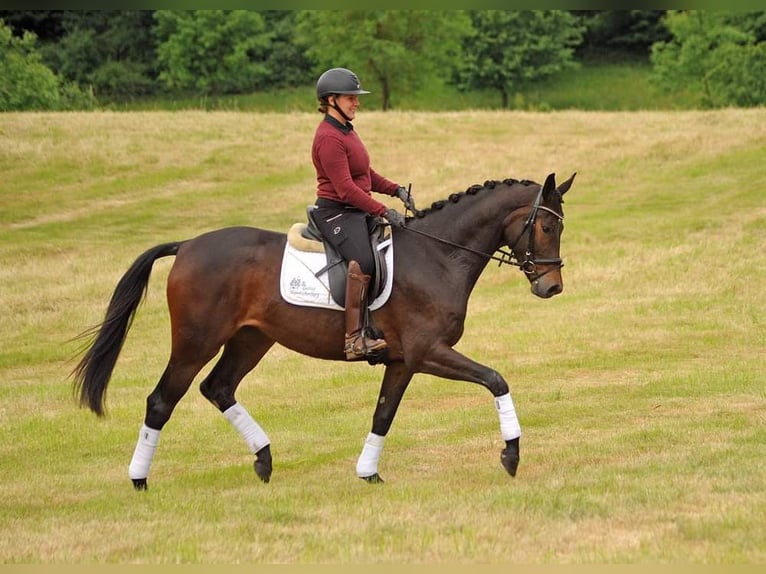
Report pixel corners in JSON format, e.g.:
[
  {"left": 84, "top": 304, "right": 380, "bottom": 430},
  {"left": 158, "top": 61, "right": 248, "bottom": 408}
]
[
  {"left": 542, "top": 173, "right": 557, "bottom": 201},
  {"left": 557, "top": 172, "right": 576, "bottom": 196}
]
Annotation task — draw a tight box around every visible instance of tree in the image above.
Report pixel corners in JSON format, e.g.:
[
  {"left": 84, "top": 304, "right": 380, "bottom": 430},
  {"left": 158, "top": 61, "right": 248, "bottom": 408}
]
[
  {"left": 0, "top": 19, "right": 62, "bottom": 111},
  {"left": 295, "top": 11, "right": 472, "bottom": 110},
  {"left": 454, "top": 11, "right": 584, "bottom": 108},
  {"left": 0, "top": 10, "right": 68, "bottom": 42},
  {"left": 650, "top": 11, "right": 766, "bottom": 107},
  {"left": 21, "top": 11, "right": 159, "bottom": 99},
  {"left": 574, "top": 10, "right": 670, "bottom": 57},
  {"left": 154, "top": 10, "right": 272, "bottom": 95},
  {"left": 260, "top": 11, "right": 313, "bottom": 89}
]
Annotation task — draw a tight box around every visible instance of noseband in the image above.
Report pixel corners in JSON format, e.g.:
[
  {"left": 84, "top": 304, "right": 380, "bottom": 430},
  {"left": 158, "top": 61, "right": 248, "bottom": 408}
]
[{"left": 401, "top": 185, "right": 564, "bottom": 280}]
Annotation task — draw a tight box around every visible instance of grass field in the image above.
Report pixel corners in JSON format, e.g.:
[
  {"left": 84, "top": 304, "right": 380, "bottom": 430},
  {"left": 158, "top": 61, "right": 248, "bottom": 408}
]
[{"left": 0, "top": 108, "right": 764, "bottom": 563}]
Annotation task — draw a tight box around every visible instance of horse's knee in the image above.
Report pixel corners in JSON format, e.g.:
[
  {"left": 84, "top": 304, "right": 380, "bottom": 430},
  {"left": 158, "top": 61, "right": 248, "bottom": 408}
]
[{"left": 484, "top": 370, "right": 509, "bottom": 397}]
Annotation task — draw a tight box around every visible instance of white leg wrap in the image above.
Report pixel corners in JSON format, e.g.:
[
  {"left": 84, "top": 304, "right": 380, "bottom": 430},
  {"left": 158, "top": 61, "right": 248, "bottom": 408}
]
[
  {"left": 223, "top": 403, "right": 270, "bottom": 455},
  {"left": 495, "top": 393, "right": 521, "bottom": 441},
  {"left": 128, "top": 424, "right": 161, "bottom": 480},
  {"left": 356, "top": 432, "right": 385, "bottom": 477}
]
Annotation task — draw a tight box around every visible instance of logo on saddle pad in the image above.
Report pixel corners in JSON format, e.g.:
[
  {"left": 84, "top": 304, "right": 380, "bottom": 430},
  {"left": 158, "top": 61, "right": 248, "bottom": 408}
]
[{"left": 280, "top": 224, "right": 394, "bottom": 311}]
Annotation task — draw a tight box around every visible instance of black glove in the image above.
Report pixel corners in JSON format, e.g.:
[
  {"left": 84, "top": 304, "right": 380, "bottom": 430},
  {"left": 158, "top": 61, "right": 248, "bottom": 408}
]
[
  {"left": 395, "top": 186, "right": 417, "bottom": 213},
  {"left": 385, "top": 208, "right": 406, "bottom": 228}
]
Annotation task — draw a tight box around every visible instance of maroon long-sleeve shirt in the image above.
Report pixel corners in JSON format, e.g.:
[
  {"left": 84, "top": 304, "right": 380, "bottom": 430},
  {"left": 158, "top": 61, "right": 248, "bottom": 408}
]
[{"left": 312, "top": 115, "right": 399, "bottom": 216}]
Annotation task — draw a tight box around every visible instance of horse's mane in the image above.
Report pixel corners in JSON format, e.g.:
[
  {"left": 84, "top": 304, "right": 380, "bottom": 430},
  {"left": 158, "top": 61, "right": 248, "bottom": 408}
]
[{"left": 412, "top": 178, "right": 540, "bottom": 219}]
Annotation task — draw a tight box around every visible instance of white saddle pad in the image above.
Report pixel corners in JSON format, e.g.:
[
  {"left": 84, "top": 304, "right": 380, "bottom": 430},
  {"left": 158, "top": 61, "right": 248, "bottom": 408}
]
[{"left": 280, "top": 238, "right": 393, "bottom": 311}]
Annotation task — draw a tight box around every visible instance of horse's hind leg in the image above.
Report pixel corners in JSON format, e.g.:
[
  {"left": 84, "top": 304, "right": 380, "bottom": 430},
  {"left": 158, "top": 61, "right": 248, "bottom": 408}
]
[
  {"left": 129, "top": 348, "right": 217, "bottom": 490},
  {"left": 198, "top": 326, "right": 276, "bottom": 483},
  {"left": 357, "top": 362, "right": 414, "bottom": 483}
]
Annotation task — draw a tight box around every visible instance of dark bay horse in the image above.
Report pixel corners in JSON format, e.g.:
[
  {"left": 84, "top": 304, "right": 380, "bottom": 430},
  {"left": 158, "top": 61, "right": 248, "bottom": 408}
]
[{"left": 72, "top": 172, "right": 575, "bottom": 489}]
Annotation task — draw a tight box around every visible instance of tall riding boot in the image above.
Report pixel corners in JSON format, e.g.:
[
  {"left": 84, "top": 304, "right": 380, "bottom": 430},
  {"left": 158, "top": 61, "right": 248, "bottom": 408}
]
[{"left": 344, "top": 260, "right": 387, "bottom": 361}]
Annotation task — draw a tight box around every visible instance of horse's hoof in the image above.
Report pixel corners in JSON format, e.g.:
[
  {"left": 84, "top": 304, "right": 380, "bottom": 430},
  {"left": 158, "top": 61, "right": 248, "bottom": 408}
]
[
  {"left": 500, "top": 449, "right": 519, "bottom": 477},
  {"left": 360, "top": 473, "right": 385, "bottom": 484},
  {"left": 254, "top": 445, "right": 272, "bottom": 483},
  {"left": 254, "top": 460, "right": 271, "bottom": 483},
  {"left": 132, "top": 478, "right": 148, "bottom": 491},
  {"left": 501, "top": 437, "right": 520, "bottom": 477}
]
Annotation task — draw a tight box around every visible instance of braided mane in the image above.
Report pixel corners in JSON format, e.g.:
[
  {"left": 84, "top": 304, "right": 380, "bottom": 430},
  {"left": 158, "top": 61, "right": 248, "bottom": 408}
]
[{"left": 412, "top": 178, "right": 537, "bottom": 219}]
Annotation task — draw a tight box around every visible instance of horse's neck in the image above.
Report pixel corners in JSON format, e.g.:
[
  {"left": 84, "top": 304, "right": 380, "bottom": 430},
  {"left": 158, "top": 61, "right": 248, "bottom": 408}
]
[
  {"left": 410, "top": 184, "right": 533, "bottom": 286},
  {"left": 425, "top": 184, "right": 532, "bottom": 251}
]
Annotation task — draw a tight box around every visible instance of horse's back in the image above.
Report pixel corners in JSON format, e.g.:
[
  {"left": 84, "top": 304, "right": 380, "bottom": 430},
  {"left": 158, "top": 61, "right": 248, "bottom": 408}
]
[
  {"left": 174, "top": 226, "right": 284, "bottom": 269},
  {"left": 184, "top": 225, "right": 282, "bottom": 250}
]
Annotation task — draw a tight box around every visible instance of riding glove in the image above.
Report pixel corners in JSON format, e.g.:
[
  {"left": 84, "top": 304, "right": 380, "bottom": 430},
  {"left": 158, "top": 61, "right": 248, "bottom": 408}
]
[
  {"left": 395, "top": 186, "right": 417, "bottom": 213},
  {"left": 385, "top": 208, "right": 406, "bottom": 228}
]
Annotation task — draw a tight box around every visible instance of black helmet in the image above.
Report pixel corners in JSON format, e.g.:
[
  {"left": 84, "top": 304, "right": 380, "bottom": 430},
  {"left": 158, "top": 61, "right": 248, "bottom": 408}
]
[{"left": 316, "top": 68, "right": 370, "bottom": 100}]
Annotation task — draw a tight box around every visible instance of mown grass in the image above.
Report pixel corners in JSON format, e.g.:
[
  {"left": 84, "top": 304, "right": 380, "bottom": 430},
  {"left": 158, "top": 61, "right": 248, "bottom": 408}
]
[{"left": 0, "top": 108, "right": 764, "bottom": 563}]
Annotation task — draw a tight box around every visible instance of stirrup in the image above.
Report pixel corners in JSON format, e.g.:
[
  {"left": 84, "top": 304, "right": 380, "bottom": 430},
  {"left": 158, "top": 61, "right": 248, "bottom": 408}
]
[{"left": 345, "top": 333, "right": 387, "bottom": 361}]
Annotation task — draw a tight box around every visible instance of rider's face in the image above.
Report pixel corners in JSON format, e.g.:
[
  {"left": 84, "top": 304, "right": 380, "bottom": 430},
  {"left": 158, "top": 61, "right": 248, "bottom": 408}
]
[{"left": 330, "top": 94, "right": 359, "bottom": 121}]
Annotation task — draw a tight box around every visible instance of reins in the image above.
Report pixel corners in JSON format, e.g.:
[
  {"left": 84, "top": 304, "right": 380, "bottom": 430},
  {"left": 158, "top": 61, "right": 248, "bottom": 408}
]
[{"left": 401, "top": 225, "right": 518, "bottom": 267}]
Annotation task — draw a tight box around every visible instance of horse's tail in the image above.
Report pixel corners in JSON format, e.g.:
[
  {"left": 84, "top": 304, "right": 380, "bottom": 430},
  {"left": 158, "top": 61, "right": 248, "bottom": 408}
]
[{"left": 71, "top": 241, "right": 184, "bottom": 417}]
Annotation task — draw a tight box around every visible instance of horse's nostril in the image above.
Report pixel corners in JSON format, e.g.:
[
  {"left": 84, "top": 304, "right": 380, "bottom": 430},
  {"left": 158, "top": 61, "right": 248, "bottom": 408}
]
[{"left": 547, "top": 283, "right": 562, "bottom": 297}]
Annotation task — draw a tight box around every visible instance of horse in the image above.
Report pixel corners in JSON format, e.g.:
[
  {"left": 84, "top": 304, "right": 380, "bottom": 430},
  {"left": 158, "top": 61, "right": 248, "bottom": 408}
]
[{"left": 71, "top": 172, "right": 575, "bottom": 489}]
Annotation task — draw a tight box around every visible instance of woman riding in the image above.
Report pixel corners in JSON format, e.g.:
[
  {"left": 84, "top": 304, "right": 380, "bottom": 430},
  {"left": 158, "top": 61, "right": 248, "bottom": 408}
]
[{"left": 310, "top": 67, "right": 416, "bottom": 361}]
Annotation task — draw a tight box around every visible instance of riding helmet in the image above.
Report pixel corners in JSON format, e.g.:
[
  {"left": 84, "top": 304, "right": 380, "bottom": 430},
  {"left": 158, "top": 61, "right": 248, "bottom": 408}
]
[{"left": 316, "top": 68, "right": 371, "bottom": 100}]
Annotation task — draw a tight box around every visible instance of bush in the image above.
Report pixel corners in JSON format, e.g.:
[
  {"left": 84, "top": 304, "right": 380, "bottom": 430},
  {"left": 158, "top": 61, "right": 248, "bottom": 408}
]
[
  {"left": 0, "top": 21, "right": 61, "bottom": 110},
  {"left": 651, "top": 11, "right": 766, "bottom": 108},
  {"left": 706, "top": 42, "right": 766, "bottom": 107},
  {"left": 91, "top": 60, "right": 154, "bottom": 99},
  {"left": 0, "top": 19, "right": 94, "bottom": 111}
]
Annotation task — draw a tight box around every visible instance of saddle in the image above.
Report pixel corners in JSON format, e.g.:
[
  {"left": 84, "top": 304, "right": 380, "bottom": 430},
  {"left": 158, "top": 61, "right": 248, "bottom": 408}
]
[{"left": 285, "top": 206, "right": 389, "bottom": 308}]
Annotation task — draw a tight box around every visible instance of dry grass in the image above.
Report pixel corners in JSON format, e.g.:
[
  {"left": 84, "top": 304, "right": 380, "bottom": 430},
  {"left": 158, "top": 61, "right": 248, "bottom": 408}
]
[{"left": 0, "top": 109, "right": 764, "bottom": 563}]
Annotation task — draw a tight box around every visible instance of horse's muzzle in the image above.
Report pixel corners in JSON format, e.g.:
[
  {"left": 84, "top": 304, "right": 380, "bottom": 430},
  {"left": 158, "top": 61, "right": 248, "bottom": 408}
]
[{"left": 531, "top": 275, "right": 563, "bottom": 299}]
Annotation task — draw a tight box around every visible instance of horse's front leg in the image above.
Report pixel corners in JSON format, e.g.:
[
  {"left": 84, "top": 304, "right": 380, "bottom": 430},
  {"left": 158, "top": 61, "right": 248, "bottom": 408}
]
[
  {"left": 357, "top": 362, "right": 413, "bottom": 483},
  {"left": 419, "top": 345, "right": 521, "bottom": 477}
]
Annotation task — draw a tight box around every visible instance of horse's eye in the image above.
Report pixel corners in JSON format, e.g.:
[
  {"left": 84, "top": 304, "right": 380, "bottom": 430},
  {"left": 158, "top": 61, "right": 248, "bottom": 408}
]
[{"left": 542, "top": 225, "right": 552, "bottom": 234}]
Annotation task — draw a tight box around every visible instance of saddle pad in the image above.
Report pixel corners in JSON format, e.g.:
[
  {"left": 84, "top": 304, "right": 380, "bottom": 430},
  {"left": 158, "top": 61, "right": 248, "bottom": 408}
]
[{"left": 280, "top": 238, "right": 393, "bottom": 311}]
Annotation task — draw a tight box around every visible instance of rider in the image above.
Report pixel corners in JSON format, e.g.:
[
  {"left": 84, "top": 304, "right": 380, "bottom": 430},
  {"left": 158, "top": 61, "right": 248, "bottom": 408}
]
[{"left": 310, "top": 67, "right": 416, "bottom": 361}]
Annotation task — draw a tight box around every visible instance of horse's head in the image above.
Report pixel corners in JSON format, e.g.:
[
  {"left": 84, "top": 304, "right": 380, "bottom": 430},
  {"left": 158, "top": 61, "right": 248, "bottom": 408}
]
[{"left": 505, "top": 172, "right": 575, "bottom": 299}]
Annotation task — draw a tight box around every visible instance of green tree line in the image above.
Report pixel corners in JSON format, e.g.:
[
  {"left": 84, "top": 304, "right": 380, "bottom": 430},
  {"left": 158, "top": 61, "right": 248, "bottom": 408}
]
[{"left": 1, "top": 10, "right": 764, "bottom": 112}]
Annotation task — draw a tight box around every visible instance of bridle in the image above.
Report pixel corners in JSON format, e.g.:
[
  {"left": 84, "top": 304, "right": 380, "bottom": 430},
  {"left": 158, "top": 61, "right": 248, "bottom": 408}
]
[
  {"left": 400, "top": 185, "right": 564, "bottom": 280},
  {"left": 505, "top": 184, "right": 565, "bottom": 279}
]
